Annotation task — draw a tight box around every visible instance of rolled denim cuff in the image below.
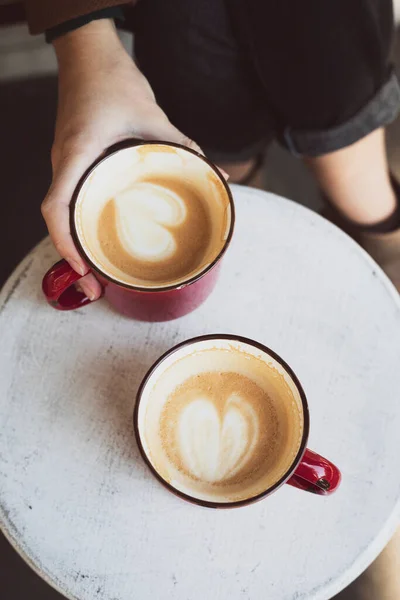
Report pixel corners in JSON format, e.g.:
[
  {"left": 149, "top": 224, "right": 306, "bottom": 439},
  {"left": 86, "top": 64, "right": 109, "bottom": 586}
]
[{"left": 281, "top": 71, "right": 400, "bottom": 157}]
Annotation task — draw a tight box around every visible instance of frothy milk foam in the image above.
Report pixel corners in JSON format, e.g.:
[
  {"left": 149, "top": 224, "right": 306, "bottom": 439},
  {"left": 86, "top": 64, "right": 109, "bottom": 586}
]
[
  {"left": 138, "top": 339, "right": 305, "bottom": 504},
  {"left": 74, "top": 145, "right": 231, "bottom": 288}
]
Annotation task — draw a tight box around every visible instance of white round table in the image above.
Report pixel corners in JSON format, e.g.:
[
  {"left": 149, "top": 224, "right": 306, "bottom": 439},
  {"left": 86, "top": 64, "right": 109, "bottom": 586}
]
[{"left": 1, "top": 185, "right": 400, "bottom": 600}]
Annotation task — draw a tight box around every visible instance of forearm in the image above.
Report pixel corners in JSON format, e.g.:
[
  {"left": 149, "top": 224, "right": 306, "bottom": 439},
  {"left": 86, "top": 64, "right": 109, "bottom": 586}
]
[{"left": 53, "top": 18, "right": 153, "bottom": 108}]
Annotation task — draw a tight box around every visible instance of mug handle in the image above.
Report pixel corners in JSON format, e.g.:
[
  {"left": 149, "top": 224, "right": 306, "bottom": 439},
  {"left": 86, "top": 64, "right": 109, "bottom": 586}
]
[
  {"left": 287, "top": 449, "right": 341, "bottom": 495},
  {"left": 42, "top": 259, "right": 95, "bottom": 311}
]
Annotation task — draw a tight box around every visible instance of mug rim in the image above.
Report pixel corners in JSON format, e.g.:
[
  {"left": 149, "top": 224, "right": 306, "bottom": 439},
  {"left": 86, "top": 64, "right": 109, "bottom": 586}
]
[
  {"left": 133, "top": 334, "right": 310, "bottom": 509},
  {"left": 69, "top": 139, "right": 235, "bottom": 293}
]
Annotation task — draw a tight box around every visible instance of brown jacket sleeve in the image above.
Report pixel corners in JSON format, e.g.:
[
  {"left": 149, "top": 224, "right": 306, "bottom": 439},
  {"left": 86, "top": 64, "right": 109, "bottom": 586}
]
[{"left": 25, "top": 0, "right": 132, "bottom": 34}]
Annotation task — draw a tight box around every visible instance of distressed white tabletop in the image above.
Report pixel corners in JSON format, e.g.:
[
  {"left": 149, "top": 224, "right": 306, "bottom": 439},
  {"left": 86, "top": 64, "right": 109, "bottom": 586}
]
[{"left": 1, "top": 185, "right": 400, "bottom": 600}]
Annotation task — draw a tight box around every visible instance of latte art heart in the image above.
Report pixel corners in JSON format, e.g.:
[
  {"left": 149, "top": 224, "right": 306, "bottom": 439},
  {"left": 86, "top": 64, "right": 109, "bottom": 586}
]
[
  {"left": 114, "top": 183, "right": 186, "bottom": 262},
  {"left": 97, "top": 177, "right": 212, "bottom": 284},
  {"left": 178, "top": 395, "right": 259, "bottom": 482},
  {"left": 158, "top": 371, "right": 281, "bottom": 490}
]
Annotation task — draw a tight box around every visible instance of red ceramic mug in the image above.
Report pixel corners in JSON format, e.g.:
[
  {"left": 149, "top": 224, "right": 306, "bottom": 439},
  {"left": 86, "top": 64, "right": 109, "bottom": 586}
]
[
  {"left": 134, "top": 335, "right": 341, "bottom": 508},
  {"left": 42, "top": 140, "right": 234, "bottom": 321}
]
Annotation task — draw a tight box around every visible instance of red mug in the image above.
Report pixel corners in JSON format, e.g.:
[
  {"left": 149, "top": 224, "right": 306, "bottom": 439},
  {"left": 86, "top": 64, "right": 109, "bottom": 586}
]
[
  {"left": 134, "top": 335, "right": 341, "bottom": 508},
  {"left": 42, "top": 140, "right": 234, "bottom": 321}
]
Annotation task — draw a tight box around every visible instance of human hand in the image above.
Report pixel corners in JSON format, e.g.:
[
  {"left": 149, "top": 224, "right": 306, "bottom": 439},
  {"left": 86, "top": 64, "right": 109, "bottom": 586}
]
[{"left": 42, "top": 19, "right": 203, "bottom": 300}]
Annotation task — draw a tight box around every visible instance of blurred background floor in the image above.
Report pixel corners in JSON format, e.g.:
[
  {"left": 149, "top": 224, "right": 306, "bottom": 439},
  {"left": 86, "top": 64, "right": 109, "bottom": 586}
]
[{"left": 1, "top": 23, "right": 400, "bottom": 600}]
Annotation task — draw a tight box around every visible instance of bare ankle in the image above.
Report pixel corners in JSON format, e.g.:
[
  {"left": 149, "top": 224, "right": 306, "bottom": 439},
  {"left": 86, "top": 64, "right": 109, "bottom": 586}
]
[{"left": 305, "top": 128, "right": 397, "bottom": 226}]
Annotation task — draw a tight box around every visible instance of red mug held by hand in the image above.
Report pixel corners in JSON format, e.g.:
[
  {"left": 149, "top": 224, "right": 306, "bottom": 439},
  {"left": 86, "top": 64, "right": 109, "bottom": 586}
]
[
  {"left": 134, "top": 335, "right": 341, "bottom": 508},
  {"left": 42, "top": 141, "right": 234, "bottom": 321}
]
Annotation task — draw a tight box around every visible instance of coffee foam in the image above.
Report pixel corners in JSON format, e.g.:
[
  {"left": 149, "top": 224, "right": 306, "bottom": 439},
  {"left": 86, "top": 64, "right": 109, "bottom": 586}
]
[
  {"left": 74, "top": 145, "right": 231, "bottom": 288},
  {"left": 109, "top": 184, "right": 186, "bottom": 260},
  {"left": 138, "top": 339, "right": 305, "bottom": 504},
  {"left": 159, "top": 372, "right": 280, "bottom": 488}
]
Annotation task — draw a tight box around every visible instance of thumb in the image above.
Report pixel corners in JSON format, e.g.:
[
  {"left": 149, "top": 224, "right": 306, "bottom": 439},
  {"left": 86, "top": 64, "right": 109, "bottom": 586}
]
[{"left": 149, "top": 119, "right": 229, "bottom": 180}]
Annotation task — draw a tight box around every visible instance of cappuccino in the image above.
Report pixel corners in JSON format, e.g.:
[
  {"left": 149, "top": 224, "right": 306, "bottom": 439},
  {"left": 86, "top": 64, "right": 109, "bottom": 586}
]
[
  {"left": 73, "top": 144, "right": 231, "bottom": 289},
  {"left": 138, "top": 338, "right": 305, "bottom": 504},
  {"left": 159, "top": 371, "right": 280, "bottom": 487}
]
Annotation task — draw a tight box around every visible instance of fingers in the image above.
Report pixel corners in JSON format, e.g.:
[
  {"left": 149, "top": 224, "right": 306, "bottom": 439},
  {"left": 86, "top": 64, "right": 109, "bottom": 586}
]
[
  {"left": 75, "top": 273, "right": 102, "bottom": 302},
  {"left": 150, "top": 118, "right": 204, "bottom": 155},
  {"left": 149, "top": 117, "right": 229, "bottom": 180},
  {"left": 42, "top": 189, "right": 85, "bottom": 276},
  {"left": 43, "top": 144, "right": 103, "bottom": 303},
  {"left": 42, "top": 142, "right": 100, "bottom": 277},
  {"left": 165, "top": 125, "right": 229, "bottom": 180}
]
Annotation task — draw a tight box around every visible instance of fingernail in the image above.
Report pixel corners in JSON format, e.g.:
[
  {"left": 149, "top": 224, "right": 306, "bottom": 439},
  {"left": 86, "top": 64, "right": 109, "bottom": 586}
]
[
  {"left": 69, "top": 259, "right": 86, "bottom": 276},
  {"left": 75, "top": 284, "right": 96, "bottom": 301}
]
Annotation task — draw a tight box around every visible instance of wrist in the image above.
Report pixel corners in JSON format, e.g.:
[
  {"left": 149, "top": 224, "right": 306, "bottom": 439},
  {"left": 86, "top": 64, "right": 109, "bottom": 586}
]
[{"left": 54, "top": 19, "right": 123, "bottom": 71}]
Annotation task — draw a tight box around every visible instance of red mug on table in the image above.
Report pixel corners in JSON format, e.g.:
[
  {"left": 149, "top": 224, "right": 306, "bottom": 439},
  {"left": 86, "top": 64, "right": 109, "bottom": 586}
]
[
  {"left": 42, "top": 140, "right": 234, "bottom": 321},
  {"left": 134, "top": 335, "right": 341, "bottom": 507}
]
